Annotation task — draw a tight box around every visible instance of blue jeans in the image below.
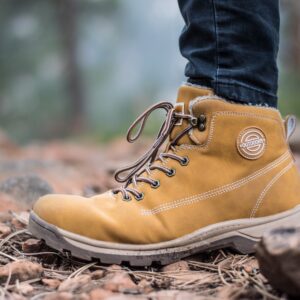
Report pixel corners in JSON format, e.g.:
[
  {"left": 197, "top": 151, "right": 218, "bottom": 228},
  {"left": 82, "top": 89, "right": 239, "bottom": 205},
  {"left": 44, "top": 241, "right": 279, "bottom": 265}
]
[{"left": 178, "top": 0, "right": 280, "bottom": 107}]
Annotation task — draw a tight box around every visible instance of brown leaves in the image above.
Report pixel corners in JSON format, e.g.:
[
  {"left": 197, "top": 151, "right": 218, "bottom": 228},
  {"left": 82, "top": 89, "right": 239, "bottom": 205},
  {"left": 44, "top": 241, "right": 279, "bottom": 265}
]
[
  {"left": 58, "top": 275, "right": 91, "bottom": 293},
  {"left": 0, "top": 260, "right": 43, "bottom": 284}
]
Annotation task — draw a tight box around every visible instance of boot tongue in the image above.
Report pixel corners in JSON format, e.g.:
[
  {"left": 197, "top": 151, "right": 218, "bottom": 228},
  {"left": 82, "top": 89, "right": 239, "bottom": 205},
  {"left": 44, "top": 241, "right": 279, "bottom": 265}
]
[{"left": 170, "top": 85, "right": 214, "bottom": 144}]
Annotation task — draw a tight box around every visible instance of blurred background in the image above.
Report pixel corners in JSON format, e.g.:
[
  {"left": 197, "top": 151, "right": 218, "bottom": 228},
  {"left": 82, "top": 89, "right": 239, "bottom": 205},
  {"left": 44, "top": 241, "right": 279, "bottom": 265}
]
[{"left": 0, "top": 0, "right": 299, "bottom": 143}]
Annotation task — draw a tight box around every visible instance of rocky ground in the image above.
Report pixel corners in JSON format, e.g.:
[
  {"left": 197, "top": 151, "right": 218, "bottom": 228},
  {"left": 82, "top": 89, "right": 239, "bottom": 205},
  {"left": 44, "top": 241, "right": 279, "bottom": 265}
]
[{"left": 0, "top": 133, "right": 298, "bottom": 299}]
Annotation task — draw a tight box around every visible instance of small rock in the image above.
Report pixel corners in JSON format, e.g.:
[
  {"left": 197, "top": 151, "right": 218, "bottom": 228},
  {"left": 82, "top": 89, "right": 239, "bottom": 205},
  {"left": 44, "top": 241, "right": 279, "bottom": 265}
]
[
  {"left": 243, "top": 259, "right": 259, "bottom": 274},
  {"left": 148, "top": 290, "right": 203, "bottom": 300},
  {"left": 90, "top": 269, "right": 105, "bottom": 280},
  {"left": 107, "top": 264, "right": 123, "bottom": 271},
  {"left": 22, "top": 238, "right": 43, "bottom": 253},
  {"left": 42, "top": 278, "right": 61, "bottom": 289},
  {"left": 0, "top": 212, "right": 12, "bottom": 222},
  {"left": 17, "top": 283, "right": 34, "bottom": 295},
  {"left": 0, "top": 223, "right": 11, "bottom": 238},
  {"left": 89, "top": 288, "right": 114, "bottom": 300},
  {"left": 0, "top": 260, "right": 43, "bottom": 284},
  {"left": 0, "top": 174, "right": 53, "bottom": 208},
  {"left": 58, "top": 274, "right": 91, "bottom": 293},
  {"left": 216, "top": 285, "right": 244, "bottom": 300},
  {"left": 162, "top": 261, "right": 190, "bottom": 272},
  {"left": 44, "top": 292, "right": 74, "bottom": 300},
  {"left": 256, "top": 227, "right": 300, "bottom": 297},
  {"left": 103, "top": 271, "right": 137, "bottom": 293},
  {"left": 138, "top": 279, "right": 153, "bottom": 293},
  {"left": 11, "top": 218, "right": 26, "bottom": 230},
  {"left": 0, "top": 193, "right": 21, "bottom": 212},
  {"left": 44, "top": 292, "right": 89, "bottom": 300},
  {"left": 83, "top": 185, "right": 103, "bottom": 197},
  {"left": 9, "top": 293, "right": 26, "bottom": 300},
  {"left": 13, "top": 211, "right": 30, "bottom": 225}
]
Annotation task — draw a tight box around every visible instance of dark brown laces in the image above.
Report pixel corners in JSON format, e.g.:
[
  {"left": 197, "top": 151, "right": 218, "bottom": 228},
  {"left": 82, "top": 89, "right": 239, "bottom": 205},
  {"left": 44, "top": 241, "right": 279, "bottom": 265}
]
[{"left": 112, "top": 101, "right": 198, "bottom": 200}]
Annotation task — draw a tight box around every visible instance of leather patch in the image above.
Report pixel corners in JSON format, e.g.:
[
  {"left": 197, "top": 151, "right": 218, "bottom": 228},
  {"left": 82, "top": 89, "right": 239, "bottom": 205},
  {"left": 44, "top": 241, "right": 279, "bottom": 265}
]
[{"left": 237, "top": 127, "right": 266, "bottom": 160}]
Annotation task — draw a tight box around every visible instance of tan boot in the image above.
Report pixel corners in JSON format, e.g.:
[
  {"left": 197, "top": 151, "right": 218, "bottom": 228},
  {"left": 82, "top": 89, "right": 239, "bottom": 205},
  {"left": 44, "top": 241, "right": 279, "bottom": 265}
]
[{"left": 29, "top": 84, "right": 300, "bottom": 266}]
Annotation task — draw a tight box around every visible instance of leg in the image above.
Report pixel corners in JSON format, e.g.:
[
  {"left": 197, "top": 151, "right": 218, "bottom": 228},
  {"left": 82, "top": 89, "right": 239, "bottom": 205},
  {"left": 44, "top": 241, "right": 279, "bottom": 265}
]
[
  {"left": 178, "top": 0, "right": 280, "bottom": 107},
  {"left": 29, "top": 0, "right": 300, "bottom": 267}
]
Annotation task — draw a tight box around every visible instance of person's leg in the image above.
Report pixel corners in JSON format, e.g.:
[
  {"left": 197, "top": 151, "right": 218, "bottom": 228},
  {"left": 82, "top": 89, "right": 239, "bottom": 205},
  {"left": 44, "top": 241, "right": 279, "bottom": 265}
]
[
  {"left": 178, "top": 0, "right": 280, "bottom": 107},
  {"left": 28, "top": 0, "right": 300, "bottom": 267}
]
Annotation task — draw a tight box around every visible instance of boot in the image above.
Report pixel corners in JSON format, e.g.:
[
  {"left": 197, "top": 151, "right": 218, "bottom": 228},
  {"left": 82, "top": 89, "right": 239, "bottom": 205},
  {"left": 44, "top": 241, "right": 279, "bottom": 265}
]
[{"left": 28, "top": 84, "right": 300, "bottom": 266}]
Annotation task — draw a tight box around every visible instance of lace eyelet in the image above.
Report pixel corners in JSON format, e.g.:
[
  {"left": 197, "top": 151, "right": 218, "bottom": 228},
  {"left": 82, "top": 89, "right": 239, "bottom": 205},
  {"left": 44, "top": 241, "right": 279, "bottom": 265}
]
[
  {"left": 151, "top": 180, "right": 160, "bottom": 189},
  {"left": 180, "top": 156, "right": 189, "bottom": 166},
  {"left": 135, "top": 193, "right": 144, "bottom": 201},
  {"left": 122, "top": 195, "right": 131, "bottom": 201},
  {"left": 166, "top": 168, "right": 176, "bottom": 177}
]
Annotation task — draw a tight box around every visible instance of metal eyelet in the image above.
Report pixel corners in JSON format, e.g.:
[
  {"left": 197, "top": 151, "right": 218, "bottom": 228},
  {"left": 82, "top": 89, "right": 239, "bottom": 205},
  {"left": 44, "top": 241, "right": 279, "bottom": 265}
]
[
  {"left": 198, "top": 114, "right": 206, "bottom": 131},
  {"left": 199, "top": 114, "right": 206, "bottom": 123},
  {"left": 135, "top": 193, "right": 144, "bottom": 201},
  {"left": 166, "top": 168, "right": 176, "bottom": 177},
  {"left": 122, "top": 194, "right": 131, "bottom": 201},
  {"left": 180, "top": 156, "right": 189, "bottom": 166},
  {"left": 151, "top": 180, "right": 160, "bottom": 189}
]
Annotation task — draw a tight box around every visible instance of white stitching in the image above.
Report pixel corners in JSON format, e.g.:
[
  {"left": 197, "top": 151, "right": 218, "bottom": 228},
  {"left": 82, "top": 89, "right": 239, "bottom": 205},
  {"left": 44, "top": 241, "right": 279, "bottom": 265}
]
[
  {"left": 179, "top": 110, "right": 284, "bottom": 151},
  {"left": 250, "top": 161, "right": 294, "bottom": 218},
  {"left": 141, "top": 151, "right": 291, "bottom": 216}
]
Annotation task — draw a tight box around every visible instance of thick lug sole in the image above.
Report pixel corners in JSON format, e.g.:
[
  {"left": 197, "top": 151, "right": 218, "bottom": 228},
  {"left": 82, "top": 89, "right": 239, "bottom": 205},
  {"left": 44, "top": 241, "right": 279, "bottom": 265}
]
[{"left": 28, "top": 206, "right": 300, "bottom": 266}]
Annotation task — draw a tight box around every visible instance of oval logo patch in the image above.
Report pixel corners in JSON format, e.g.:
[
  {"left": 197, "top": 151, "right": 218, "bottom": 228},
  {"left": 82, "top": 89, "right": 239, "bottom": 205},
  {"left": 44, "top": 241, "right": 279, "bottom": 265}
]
[{"left": 237, "top": 127, "right": 266, "bottom": 160}]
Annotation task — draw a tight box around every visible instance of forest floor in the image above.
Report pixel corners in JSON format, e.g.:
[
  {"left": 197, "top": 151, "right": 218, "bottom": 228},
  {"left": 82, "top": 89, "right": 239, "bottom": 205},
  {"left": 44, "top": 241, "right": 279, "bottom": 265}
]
[{"left": 0, "top": 132, "right": 297, "bottom": 300}]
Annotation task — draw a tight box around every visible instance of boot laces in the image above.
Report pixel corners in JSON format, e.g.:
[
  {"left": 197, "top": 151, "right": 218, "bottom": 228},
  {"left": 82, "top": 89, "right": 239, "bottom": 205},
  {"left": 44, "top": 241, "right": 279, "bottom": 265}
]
[{"left": 112, "top": 101, "right": 197, "bottom": 200}]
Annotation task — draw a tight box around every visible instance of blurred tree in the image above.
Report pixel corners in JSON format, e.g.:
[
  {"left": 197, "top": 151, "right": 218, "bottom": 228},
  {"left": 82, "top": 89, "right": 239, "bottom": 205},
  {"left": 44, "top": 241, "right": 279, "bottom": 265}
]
[
  {"left": 55, "top": 0, "right": 85, "bottom": 134},
  {"left": 284, "top": 0, "right": 300, "bottom": 72}
]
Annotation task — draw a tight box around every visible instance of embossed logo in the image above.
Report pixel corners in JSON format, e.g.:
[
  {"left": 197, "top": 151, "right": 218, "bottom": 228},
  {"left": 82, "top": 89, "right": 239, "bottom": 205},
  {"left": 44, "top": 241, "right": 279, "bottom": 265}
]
[{"left": 237, "top": 127, "right": 266, "bottom": 160}]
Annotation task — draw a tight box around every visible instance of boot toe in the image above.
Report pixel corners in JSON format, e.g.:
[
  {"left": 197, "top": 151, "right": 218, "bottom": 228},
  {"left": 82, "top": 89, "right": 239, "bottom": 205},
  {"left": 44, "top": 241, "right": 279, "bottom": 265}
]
[{"left": 33, "top": 194, "right": 92, "bottom": 233}]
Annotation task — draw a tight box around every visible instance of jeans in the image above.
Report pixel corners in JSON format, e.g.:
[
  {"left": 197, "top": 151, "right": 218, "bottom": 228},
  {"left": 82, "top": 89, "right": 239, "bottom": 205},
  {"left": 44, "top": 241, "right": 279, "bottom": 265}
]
[{"left": 178, "top": 0, "right": 280, "bottom": 107}]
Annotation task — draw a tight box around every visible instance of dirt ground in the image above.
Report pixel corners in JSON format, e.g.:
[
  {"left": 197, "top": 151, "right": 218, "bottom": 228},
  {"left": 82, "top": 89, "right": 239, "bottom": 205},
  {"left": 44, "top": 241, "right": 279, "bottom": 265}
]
[{"left": 0, "top": 134, "right": 297, "bottom": 299}]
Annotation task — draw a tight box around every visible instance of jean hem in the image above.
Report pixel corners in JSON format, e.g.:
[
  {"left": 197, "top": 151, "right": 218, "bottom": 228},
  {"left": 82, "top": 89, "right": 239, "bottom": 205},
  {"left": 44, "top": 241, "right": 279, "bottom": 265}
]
[{"left": 188, "top": 78, "right": 278, "bottom": 107}]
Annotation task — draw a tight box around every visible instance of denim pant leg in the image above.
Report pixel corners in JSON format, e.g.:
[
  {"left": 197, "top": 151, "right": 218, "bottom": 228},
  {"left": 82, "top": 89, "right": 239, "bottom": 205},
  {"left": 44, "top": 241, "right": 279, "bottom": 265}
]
[{"left": 178, "top": 0, "right": 280, "bottom": 107}]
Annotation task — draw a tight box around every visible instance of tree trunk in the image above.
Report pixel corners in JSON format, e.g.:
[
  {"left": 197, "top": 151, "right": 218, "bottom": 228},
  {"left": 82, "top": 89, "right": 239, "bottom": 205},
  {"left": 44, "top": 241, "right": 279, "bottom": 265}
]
[{"left": 55, "top": 0, "right": 85, "bottom": 134}]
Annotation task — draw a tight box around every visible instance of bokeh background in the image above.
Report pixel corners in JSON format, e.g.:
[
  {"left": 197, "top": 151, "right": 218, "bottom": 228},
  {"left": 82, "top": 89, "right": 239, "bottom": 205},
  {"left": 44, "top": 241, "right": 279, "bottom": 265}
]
[{"left": 0, "top": 0, "right": 299, "bottom": 143}]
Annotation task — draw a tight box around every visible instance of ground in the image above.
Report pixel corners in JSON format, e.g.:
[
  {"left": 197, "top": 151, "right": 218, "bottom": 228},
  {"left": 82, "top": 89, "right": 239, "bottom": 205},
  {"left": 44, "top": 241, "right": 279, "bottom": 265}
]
[{"left": 0, "top": 133, "right": 297, "bottom": 299}]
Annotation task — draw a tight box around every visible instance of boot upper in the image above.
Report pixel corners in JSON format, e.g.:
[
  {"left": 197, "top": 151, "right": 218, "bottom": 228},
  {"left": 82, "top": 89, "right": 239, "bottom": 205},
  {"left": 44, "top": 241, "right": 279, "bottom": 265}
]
[{"left": 33, "top": 85, "right": 300, "bottom": 244}]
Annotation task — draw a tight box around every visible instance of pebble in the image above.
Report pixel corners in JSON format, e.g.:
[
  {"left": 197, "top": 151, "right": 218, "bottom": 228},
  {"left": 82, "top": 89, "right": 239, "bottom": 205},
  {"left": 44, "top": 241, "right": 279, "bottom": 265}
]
[{"left": 0, "top": 260, "right": 43, "bottom": 284}]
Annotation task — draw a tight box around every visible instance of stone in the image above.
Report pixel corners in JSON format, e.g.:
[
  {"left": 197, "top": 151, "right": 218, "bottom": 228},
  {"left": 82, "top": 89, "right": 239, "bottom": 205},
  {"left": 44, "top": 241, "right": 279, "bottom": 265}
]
[
  {"left": 0, "top": 174, "right": 53, "bottom": 207},
  {"left": 43, "top": 292, "right": 74, "bottom": 300},
  {"left": 17, "top": 283, "right": 34, "bottom": 295},
  {"left": 0, "top": 222, "right": 11, "bottom": 238},
  {"left": 256, "top": 227, "right": 300, "bottom": 297},
  {"left": 0, "top": 261, "right": 43, "bottom": 284},
  {"left": 44, "top": 292, "right": 89, "bottom": 300},
  {"left": 148, "top": 290, "right": 204, "bottom": 300},
  {"left": 107, "top": 264, "right": 123, "bottom": 271},
  {"left": 103, "top": 271, "right": 137, "bottom": 293},
  {"left": 0, "top": 211, "right": 12, "bottom": 222},
  {"left": 137, "top": 279, "right": 153, "bottom": 293},
  {"left": 89, "top": 288, "right": 114, "bottom": 300},
  {"left": 90, "top": 269, "right": 105, "bottom": 280},
  {"left": 9, "top": 294, "right": 26, "bottom": 300},
  {"left": 162, "top": 260, "right": 190, "bottom": 272},
  {"left": 42, "top": 278, "right": 61, "bottom": 289},
  {"left": 22, "top": 238, "right": 43, "bottom": 253},
  {"left": 243, "top": 258, "right": 259, "bottom": 274},
  {"left": 58, "top": 274, "right": 91, "bottom": 293}
]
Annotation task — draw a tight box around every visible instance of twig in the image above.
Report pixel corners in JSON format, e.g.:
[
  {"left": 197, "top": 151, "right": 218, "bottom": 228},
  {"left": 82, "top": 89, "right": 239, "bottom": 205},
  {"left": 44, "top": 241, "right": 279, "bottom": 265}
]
[{"left": 0, "top": 229, "right": 30, "bottom": 248}]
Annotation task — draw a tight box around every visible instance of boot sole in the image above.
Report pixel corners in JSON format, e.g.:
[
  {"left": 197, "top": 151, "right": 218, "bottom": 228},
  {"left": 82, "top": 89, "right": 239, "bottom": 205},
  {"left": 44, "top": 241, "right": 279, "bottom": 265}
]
[{"left": 28, "top": 206, "right": 300, "bottom": 266}]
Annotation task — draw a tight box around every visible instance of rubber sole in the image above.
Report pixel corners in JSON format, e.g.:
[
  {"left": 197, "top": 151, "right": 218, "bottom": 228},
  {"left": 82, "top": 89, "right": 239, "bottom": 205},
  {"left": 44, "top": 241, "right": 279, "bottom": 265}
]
[{"left": 28, "top": 206, "right": 300, "bottom": 266}]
